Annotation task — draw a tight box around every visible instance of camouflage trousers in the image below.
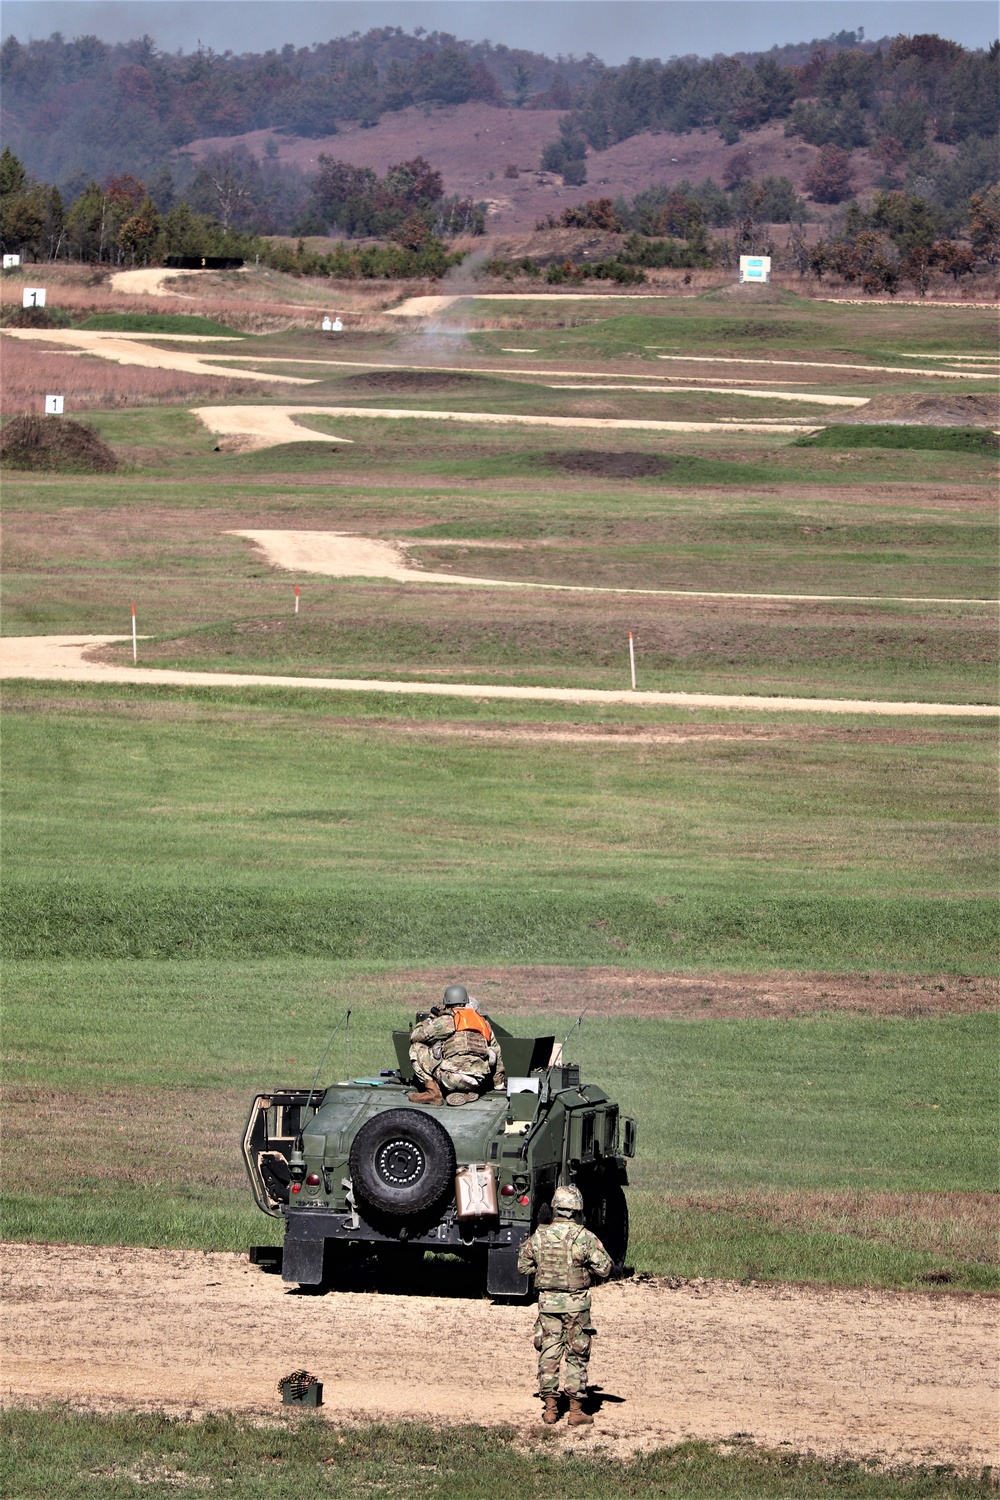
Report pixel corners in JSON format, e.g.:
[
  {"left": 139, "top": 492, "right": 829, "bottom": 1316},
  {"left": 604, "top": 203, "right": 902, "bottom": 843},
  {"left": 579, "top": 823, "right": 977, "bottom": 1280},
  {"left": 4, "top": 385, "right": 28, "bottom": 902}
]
[
  {"left": 533, "top": 1300, "right": 593, "bottom": 1397},
  {"left": 409, "top": 1041, "right": 490, "bottom": 1095}
]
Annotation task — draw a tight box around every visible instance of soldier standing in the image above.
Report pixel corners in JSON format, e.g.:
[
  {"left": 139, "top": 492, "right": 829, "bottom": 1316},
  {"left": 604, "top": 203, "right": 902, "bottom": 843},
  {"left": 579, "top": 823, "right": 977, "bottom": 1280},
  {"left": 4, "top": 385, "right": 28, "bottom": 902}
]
[
  {"left": 408, "top": 984, "right": 506, "bottom": 1106},
  {"left": 516, "top": 1184, "right": 612, "bottom": 1426}
]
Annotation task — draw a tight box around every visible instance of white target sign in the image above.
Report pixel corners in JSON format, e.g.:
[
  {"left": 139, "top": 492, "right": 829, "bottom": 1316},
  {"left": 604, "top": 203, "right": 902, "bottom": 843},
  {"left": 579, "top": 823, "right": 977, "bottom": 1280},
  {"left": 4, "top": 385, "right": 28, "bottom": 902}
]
[
  {"left": 739, "top": 256, "right": 771, "bottom": 284},
  {"left": 22, "top": 287, "right": 47, "bottom": 307},
  {"left": 44, "top": 395, "right": 64, "bottom": 415}
]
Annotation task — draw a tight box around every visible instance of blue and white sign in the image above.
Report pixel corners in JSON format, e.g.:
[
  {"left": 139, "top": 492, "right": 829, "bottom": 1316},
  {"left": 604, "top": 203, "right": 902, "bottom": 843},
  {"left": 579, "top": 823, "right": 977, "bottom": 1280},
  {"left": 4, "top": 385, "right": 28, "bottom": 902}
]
[{"left": 739, "top": 256, "right": 771, "bottom": 284}]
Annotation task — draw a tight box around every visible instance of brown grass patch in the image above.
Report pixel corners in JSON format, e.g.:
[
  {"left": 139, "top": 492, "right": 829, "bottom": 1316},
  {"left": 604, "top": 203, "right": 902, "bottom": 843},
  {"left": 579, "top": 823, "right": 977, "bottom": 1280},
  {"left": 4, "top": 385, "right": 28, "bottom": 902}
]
[
  {"left": 1, "top": 1085, "right": 248, "bottom": 1195},
  {"left": 542, "top": 449, "right": 670, "bottom": 478},
  {"left": 0, "top": 338, "right": 264, "bottom": 413},
  {"left": 383, "top": 966, "right": 999, "bottom": 1019},
  {"left": 672, "top": 1189, "right": 999, "bottom": 1264}
]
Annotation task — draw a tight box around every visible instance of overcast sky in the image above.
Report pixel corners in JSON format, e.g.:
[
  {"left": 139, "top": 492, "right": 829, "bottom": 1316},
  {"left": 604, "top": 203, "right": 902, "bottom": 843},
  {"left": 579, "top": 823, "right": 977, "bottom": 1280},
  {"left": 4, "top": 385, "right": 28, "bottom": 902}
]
[{"left": 2, "top": 1, "right": 996, "bottom": 63}]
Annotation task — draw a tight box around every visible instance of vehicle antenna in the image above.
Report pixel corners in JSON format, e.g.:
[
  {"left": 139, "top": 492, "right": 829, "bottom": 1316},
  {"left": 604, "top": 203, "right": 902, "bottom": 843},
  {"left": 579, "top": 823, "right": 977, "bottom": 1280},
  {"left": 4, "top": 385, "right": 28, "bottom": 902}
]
[
  {"left": 299, "top": 1008, "right": 351, "bottom": 1141},
  {"left": 559, "top": 1007, "right": 588, "bottom": 1062}
]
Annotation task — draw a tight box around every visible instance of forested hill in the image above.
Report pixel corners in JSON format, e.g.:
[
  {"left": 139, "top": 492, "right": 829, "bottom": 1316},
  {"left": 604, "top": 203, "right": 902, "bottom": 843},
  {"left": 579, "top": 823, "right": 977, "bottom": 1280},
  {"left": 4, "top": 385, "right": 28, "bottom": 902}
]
[{"left": 2, "top": 23, "right": 995, "bottom": 196}]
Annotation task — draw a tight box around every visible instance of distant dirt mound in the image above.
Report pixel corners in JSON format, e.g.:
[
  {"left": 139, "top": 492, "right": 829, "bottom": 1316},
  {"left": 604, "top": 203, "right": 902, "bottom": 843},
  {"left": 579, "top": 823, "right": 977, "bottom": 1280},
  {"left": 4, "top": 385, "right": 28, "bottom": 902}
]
[
  {"left": 2, "top": 305, "right": 68, "bottom": 330},
  {"left": 347, "top": 369, "right": 480, "bottom": 393},
  {"left": 542, "top": 450, "right": 670, "bottom": 478},
  {"left": 0, "top": 414, "right": 118, "bottom": 472},
  {"left": 839, "top": 392, "right": 999, "bottom": 427},
  {"left": 700, "top": 283, "right": 801, "bottom": 305}
]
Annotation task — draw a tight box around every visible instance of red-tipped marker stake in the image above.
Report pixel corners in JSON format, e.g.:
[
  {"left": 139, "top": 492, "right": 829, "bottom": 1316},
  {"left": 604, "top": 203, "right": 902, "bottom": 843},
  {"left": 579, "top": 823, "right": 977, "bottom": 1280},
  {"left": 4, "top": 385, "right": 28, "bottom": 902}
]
[
  {"left": 295, "top": 585, "right": 300, "bottom": 614},
  {"left": 131, "top": 604, "right": 137, "bottom": 663},
  {"left": 628, "top": 631, "right": 636, "bottom": 691}
]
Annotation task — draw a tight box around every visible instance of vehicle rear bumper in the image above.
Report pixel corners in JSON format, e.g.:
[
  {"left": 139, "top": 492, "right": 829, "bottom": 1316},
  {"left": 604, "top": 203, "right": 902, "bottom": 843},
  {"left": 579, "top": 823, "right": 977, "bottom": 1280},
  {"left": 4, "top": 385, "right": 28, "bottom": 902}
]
[{"left": 282, "top": 1208, "right": 529, "bottom": 1286}]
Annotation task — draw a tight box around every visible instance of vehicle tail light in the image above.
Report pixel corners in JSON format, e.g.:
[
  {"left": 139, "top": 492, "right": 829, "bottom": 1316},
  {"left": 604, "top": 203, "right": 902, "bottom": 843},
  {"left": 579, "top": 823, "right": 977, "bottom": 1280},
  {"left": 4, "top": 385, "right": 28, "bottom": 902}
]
[
  {"left": 500, "top": 1184, "right": 515, "bottom": 1197},
  {"left": 305, "top": 1173, "right": 321, "bottom": 1186},
  {"left": 291, "top": 1183, "right": 301, "bottom": 1194},
  {"left": 518, "top": 1195, "right": 530, "bottom": 1205}
]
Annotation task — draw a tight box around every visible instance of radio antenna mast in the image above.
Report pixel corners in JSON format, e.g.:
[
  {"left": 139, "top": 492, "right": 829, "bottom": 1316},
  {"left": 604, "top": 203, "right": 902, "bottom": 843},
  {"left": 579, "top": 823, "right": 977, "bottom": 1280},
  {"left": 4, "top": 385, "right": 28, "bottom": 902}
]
[
  {"left": 300, "top": 1008, "right": 351, "bottom": 1135},
  {"left": 559, "top": 1007, "right": 588, "bottom": 1062}
]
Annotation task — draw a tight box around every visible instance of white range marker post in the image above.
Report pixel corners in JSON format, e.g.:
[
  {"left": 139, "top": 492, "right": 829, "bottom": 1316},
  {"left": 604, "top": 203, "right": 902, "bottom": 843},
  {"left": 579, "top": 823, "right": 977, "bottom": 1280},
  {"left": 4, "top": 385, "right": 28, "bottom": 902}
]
[
  {"left": 131, "top": 604, "right": 137, "bottom": 663},
  {"left": 628, "top": 631, "right": 637, "bottom": 690},
  {"left": 295, "top": 585, "right": 300, "bottom": 614}
]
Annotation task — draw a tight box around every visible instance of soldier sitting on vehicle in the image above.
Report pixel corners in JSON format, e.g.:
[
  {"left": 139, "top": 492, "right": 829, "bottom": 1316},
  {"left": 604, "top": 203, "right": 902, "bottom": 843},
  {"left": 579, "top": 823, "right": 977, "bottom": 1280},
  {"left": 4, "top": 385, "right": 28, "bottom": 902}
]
[
  {"left": 408, "top": 984, "right": 506, "bottom": 1107},
  {"left": 517, "top": 1184, "right": 612, "bottom": 1427}
]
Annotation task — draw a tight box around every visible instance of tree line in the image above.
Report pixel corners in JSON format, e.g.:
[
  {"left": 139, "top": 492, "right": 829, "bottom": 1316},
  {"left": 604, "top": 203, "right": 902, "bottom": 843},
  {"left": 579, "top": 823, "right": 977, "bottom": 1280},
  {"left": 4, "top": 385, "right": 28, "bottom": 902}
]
[
  {"left": 2, "top": 136, "right": 996, "bottom": 296},
  {"left": 485, "top": 181, "right": 1000, "bottom": 294},
  {"left": 0, "top": 147, "right": 467, "bottom": 279},
  {"left": 0, "top": 26, "right": 597, "bottom": 188},
  {"left": 2, "top": 24, "right": 995, "bottom": 216},
  {"left": 540, "top": 34, "right": 998, "bottom": 212}
]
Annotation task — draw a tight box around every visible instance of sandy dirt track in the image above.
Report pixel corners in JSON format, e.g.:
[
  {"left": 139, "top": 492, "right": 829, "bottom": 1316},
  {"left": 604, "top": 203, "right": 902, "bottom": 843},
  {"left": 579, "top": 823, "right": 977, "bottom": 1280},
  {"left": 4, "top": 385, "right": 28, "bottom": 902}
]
[
  {"left": 229, "top": 528, "right": 994, "bottom": 606},
  {"left": 2, "top": 328, "right": 313, "bottom": 385},
  {"left": 2, "top": 636, "right": 996, "bottom": 717},
  {"left": 108, "top": 267, "right": 221, "bottom": 297},
  {"left": 545, "top": 384, "right": 866, "bottom": 404},
  {"left": 655, "top": 353, "right": 996, "bottom": 381},
  {"left": 191, "top": 402, "right": 818, "bottom": 449},
  {"left": 1, "top": 1243, "right": 995, "bottom": 1466}
]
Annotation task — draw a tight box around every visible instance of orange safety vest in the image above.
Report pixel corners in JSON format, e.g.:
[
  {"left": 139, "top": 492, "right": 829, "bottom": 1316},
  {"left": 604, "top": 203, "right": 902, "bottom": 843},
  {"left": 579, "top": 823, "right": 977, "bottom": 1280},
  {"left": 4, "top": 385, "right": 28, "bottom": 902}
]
[{"left": 451, "top": 1007, "right": 493, "bottom": 1042}]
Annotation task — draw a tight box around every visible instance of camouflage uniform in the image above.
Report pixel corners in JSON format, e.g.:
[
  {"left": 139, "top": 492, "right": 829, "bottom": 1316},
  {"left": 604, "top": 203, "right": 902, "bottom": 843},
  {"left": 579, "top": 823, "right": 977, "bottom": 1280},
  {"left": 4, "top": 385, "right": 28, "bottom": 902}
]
[
  {"left": 408, "top": 1011, "right": 506, "bottom": 1097},
  {"left": 517, "top": 1218, "right": 612, "bottom": 1397}
]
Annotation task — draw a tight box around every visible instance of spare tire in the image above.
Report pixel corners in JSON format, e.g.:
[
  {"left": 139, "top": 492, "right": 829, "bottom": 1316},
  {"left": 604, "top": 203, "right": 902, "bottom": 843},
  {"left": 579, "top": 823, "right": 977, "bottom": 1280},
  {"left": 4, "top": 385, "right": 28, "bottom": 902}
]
[{"left": 349, "top": 1108, "right": 456, "bottom": 1218}]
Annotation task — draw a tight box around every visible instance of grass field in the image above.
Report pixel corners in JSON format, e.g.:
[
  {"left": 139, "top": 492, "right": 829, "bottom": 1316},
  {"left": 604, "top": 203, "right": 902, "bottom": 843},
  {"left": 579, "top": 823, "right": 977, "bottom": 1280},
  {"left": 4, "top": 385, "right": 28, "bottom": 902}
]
[
  {"left": 6, "top": 1409, "right": 994, "bottom": 1500},
  {"left": 2, "top": 289, "right": 997, "bottom": 1315}
]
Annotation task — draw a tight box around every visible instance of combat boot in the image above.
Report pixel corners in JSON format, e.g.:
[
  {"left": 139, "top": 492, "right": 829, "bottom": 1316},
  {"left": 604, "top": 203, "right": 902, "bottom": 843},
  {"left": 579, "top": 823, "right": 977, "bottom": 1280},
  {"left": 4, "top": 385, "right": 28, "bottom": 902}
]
[
  {"left": 567, "top": 1397, "right": 593, "bottom": 1427},
  {"left": 407, "top": 1079, "right": 444, "bottom": 1105},
  {"left": 541, "top": 1395, "right": 560, "bottom": 1425}
]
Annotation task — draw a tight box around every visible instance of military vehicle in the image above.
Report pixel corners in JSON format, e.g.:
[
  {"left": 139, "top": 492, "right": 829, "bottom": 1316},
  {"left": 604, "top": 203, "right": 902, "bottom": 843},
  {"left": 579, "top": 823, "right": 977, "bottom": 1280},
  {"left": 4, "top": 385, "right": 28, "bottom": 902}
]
[{"left": 243, "top": 1017, "right": 636, "bottom": 1298}]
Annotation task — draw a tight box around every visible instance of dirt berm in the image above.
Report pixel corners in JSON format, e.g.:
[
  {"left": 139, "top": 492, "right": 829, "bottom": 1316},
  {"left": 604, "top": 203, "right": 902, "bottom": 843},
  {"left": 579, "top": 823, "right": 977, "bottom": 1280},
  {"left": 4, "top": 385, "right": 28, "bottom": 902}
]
[{"left": 837, "top": 392, "right": 999, "bottom": 425}]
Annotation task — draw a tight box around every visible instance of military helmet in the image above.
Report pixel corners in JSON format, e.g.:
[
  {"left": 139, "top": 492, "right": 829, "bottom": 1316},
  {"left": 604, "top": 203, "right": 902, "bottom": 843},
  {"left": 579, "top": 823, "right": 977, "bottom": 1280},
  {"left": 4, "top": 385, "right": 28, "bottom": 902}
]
[
  {"left": 442, "top": 984, "right": 469, "bottom": 1008},
  {"left": 551, "top": 1185, "right": 584, "bottom": 1214}
]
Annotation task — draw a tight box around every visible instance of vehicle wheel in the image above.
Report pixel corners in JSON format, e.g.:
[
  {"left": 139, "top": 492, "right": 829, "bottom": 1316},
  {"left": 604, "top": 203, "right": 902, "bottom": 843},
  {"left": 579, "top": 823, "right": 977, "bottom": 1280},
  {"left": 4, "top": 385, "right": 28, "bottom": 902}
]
[
  {"left": 349, "top": 1108, "right": 456, "bottom": 1218},
  {"left": 588, "top": 1180, "right": 629, "bottom": 1267}
]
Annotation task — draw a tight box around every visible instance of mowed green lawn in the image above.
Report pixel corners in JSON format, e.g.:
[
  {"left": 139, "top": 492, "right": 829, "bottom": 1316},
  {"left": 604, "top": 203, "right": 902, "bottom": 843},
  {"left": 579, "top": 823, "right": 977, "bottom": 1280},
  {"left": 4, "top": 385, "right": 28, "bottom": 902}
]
[{"left": 2, "top": 685, "right": 995, "bottom": 969}]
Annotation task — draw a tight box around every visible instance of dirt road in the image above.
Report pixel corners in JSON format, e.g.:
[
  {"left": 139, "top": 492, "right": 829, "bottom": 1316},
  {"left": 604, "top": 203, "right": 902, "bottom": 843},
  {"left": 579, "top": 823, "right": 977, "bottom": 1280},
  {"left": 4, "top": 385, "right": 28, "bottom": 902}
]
[
  {"left": 2, "top": 636, "right": 996, "bottom": 716},
  {"left": 1, "top": 1242, "right": 994, "bottom": 1465},
  {"left": 230, "top": 528, "right": 994, "bottom": 606},
  {"left": 655, "top": 354, "right": 996, "bottom": 381},
  {"left": 108, "top": 268, "right": 220, "bottom": 297},
  {"left": 191, "top": 402, "right": 818, "bottom": 450},
  {"left": 2, "top": 328, "right": 314, "bottom": 385}
]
